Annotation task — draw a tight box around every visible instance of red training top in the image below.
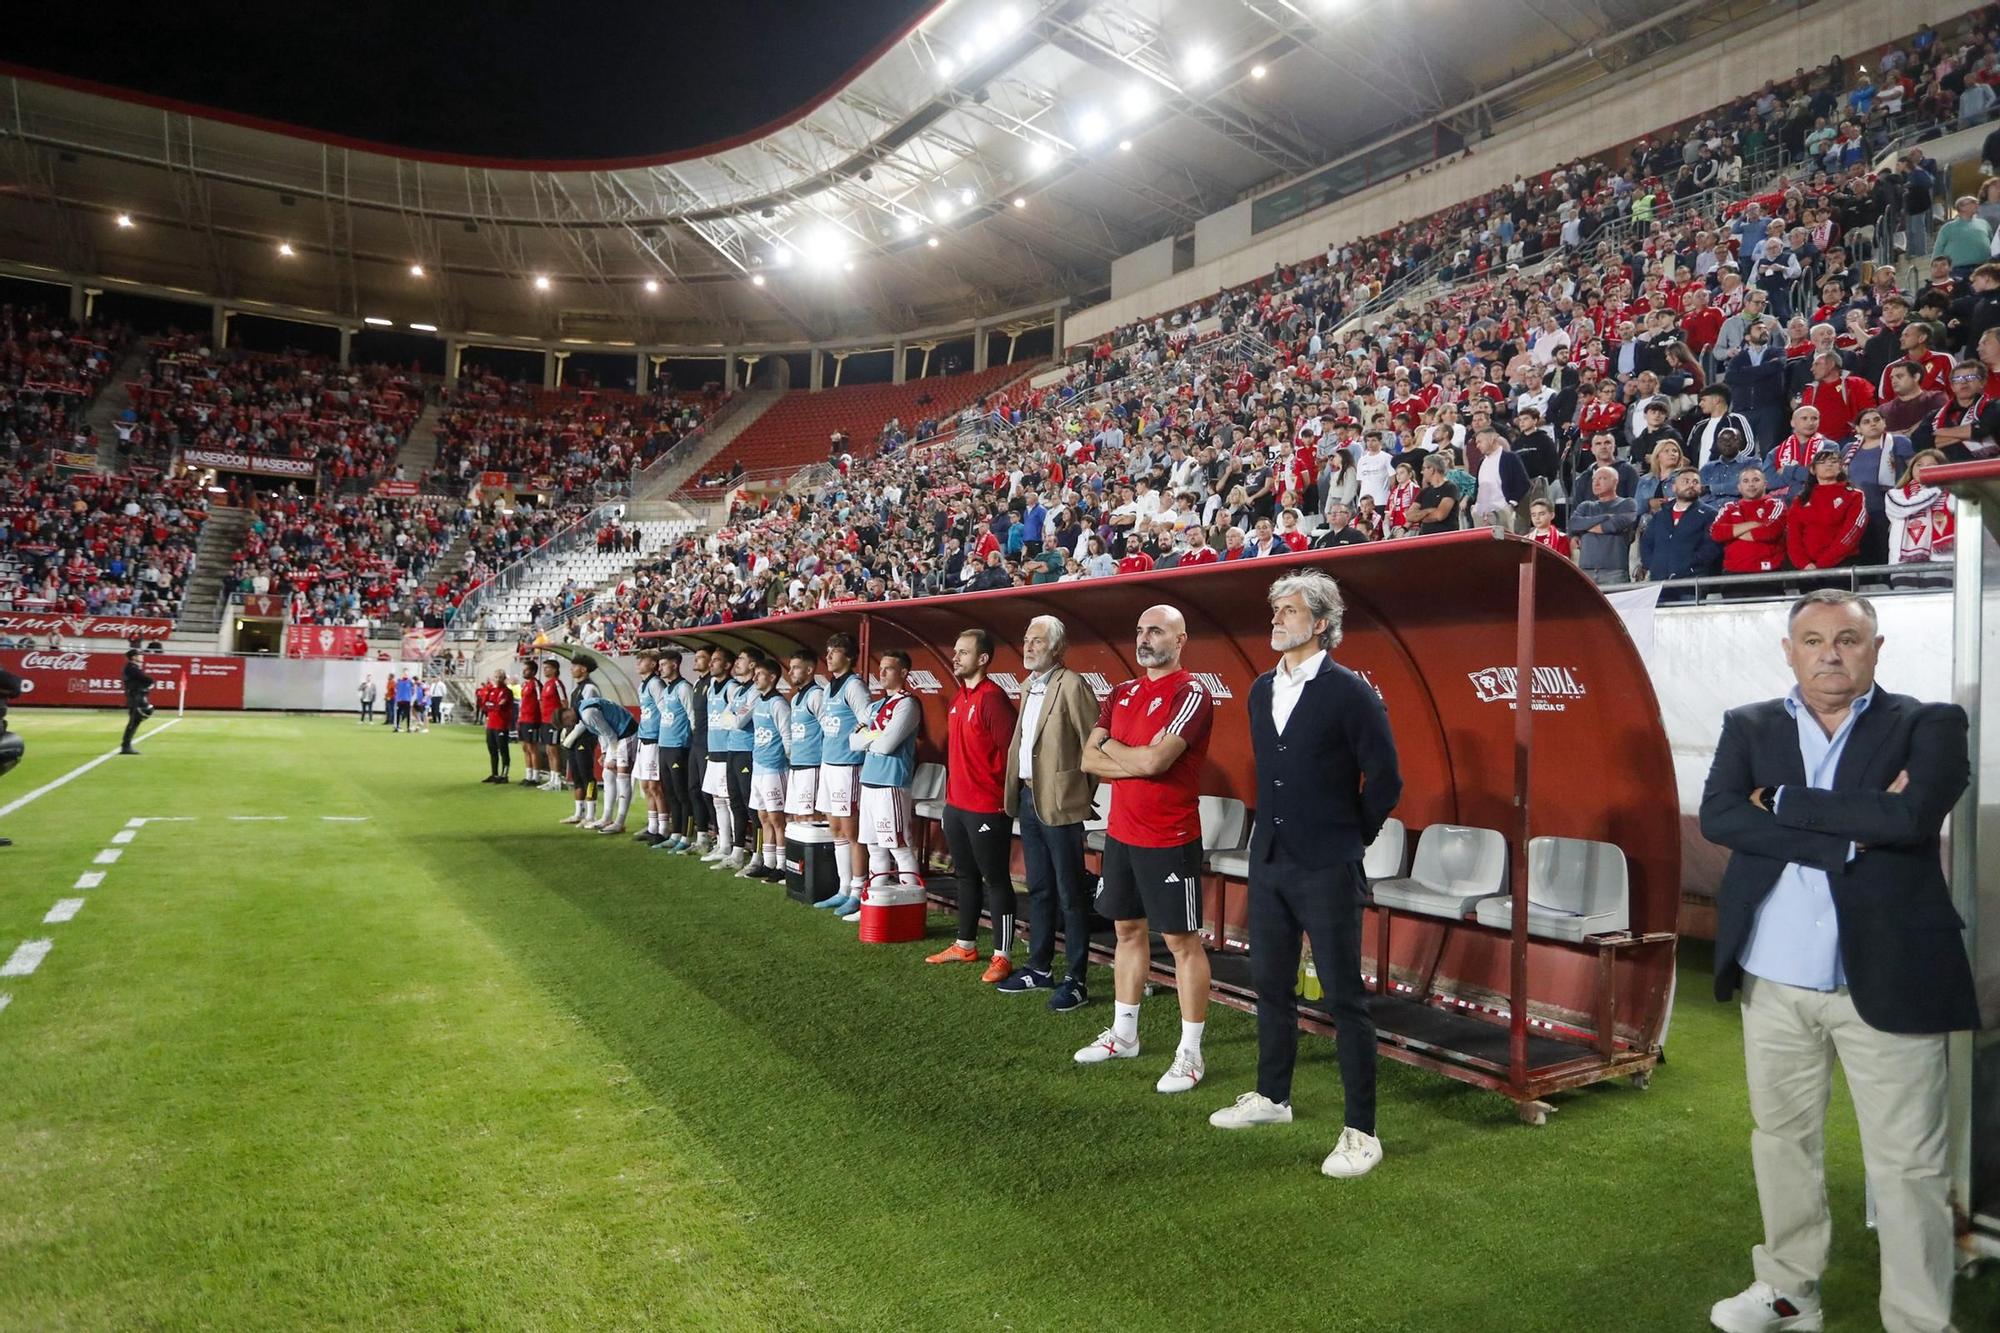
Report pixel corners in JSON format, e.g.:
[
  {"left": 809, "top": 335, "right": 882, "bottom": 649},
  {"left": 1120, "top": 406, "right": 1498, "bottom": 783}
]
[
  {"left": 518, "top": 676, "right": 543, "bottom": 725},
  {"left": 1098, "top": 669, "right": 1214, "bottom": 848},
  {"left": 538, "top": 675, "right": 566, "bottom": 721},
  {"left": 479, "top": 683, "right": 516, "bottom": 731},
  {"left": 945, "top": 677, "right": 1017, "bottom": 814}
]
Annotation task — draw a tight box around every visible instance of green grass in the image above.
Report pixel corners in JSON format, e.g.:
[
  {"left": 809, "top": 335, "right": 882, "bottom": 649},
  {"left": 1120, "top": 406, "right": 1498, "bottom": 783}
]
[{"left": 0, "top": 711, "right": 1993, "bottom": 1331}]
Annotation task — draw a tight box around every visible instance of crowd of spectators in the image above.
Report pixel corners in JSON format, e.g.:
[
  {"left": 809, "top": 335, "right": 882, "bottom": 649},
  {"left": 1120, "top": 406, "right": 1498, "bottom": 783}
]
[
  {"left": 432, "top": 373, "right": 723, "bottom": 499},
  {"left": 0, "top": 464, "right": 205, "bottom": 615},
  {"left": 119, "top": 337, "right": 423, "bottom": 482},
  {"left": 0, "top": 305, "right": 129, "bottom": 466},
  {"left": 234, "top": 489, "right": 471, "bottom": 627}
]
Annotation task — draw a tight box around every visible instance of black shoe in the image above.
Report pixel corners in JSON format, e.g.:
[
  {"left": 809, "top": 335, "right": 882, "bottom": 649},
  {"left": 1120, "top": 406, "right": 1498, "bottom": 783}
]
[
  {"left": 635, "top": 831, "right": 665, "bottom": 845},
  {"left": 119, "top": 748, "right": 139, "bottom": 755},
  {"left": 0, "top": 837, "right": 12, "bottom": 847},
  {"left": 1047, "top": 977, "right": 1088, "bottom": 1013}
]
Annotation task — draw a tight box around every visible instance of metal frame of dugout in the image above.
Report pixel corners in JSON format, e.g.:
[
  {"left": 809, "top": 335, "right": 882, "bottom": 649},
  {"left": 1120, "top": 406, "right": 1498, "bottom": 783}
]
[{"left": 647, "top": 530, "right": 1680, "bottom": 1123}]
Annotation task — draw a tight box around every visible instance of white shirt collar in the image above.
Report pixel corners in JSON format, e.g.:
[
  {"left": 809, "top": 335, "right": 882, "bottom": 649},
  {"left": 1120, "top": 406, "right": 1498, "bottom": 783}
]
[{"left": 1275, "top": 650, "right": 1327, "bottom": 684}]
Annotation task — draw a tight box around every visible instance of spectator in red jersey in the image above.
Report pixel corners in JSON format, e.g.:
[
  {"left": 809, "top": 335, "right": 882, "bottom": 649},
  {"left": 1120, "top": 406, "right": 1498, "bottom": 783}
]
[
  {"left": 1785, "top": 449, "right": 1868, "bottom": 576},
  {"left": 1797, "top": 351, "right": 1877, "bottom": 441},
  {"left": 1912, "top": 359, "right": 2000, "bottom": 461},
  {"left": 926, "top": 628, "right": 1020, "bottom": 981},
  {"left": 1526, "top": 498, "right": 1571, "bottom": 557},
  {"left": 1767, "top": 405, "right": 1833, "bottom": 499},
  {"left": 1116, "top": 543, "right": 1155, "bottom": 575},
  {"left": 1709, "top": 464, "right": 1789, "bottom": 576},
  {"left": 478, "top": 671, "right": 516, "bottom": 783}
]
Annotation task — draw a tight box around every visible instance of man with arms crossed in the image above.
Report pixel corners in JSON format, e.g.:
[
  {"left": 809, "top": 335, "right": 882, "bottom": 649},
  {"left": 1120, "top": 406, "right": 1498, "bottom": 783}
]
[
  {"left": 1702, "top": 590, "right": 1976, "bottom": 1333},
  {"left": 1075, "top": 605, "right": 1215, "bottom": 1094},
  {"left": 739, "top": 654, "right": 792, "bottom": 881},
  {"left": 631, "top": 650, "right": 671, "bottom": 845},
  {"left": 649, "top": 650, "right": 698, "bottom": 852},
  {"left": 700, "top": 649, "right": 744, "bottom": 868},
  {"left": 678, "top": 647, "right": 715, "bottom": 854},
  {"left": 721, "top": 651, "right": 758, "bottom": 870},
  {"left": 813, "top": 633, "right": 877, "bottom": 916},
  {"left": 926, "top": 628, "right": 1020, "bottom": 982},
  {"left": 477, "top": 670, "right": 515, "bottom": 783},
  {"left": 1210, "top": 572, "right": 1401, "bottom": 1180},
  {"left": 997, "top": 615, "right": 1101, "bottom": 1012},
  {"left": 845, "top": 649, "right": 926, "bottom": 924}
]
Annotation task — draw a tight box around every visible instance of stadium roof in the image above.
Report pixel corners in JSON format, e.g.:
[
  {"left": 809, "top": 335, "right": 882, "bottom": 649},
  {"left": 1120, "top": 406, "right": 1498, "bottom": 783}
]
[{"left": 0, "top": 0, "right": 1762, "bottom": 350}]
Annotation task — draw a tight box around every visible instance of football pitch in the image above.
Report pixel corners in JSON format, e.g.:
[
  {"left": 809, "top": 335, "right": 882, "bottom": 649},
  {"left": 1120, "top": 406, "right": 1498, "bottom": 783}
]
[{"left": 0, "top": 710, "right": 1993, "bottom": 1331}]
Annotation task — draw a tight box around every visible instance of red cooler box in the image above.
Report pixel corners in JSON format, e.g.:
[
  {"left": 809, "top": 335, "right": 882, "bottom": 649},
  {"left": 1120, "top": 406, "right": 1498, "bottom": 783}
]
[
  {"left": 858, "top": 875, "right": 927, "bottom": 944},
  {"left": 785, "top": 823, "right": 840, "bottom": 905}
]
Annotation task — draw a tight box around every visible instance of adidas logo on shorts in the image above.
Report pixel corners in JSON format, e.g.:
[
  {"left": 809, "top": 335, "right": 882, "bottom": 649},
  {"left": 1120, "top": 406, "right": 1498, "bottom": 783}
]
[
  {"left": 977, "top": 823, "right": 992, "bottom": 832},
  {"left": 1163, "top": 873, "right": 1182, "bottom": 884}
]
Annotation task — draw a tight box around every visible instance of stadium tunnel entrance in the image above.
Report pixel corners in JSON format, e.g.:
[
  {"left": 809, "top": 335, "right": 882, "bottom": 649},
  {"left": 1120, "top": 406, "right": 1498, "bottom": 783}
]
[{"left": 647, "top": 531, "right": 1679, "bottom": 1118}]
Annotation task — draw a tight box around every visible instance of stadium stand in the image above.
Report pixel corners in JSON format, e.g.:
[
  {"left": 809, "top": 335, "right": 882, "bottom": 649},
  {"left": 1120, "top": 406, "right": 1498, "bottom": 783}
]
[
  {"left": 0, "top": 306, "right": 128, "bottom": 466},
  {"left": 432, "top": 374, "right": 723, "bottom": 499},
  {"left": 0, "top": 463, "right": 205, "bottom": 617}
]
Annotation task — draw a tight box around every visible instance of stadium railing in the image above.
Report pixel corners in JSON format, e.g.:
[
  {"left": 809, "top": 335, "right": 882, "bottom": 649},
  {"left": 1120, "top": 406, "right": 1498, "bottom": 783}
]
[{"left": 445, "top": 499, "right": 623, "bottom": 635}]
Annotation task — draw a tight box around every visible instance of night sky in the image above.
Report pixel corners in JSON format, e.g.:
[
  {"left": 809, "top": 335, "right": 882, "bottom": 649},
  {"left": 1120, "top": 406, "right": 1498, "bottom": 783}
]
[{"left": 4, "top": 0, "right": 939, "bottom": 164}]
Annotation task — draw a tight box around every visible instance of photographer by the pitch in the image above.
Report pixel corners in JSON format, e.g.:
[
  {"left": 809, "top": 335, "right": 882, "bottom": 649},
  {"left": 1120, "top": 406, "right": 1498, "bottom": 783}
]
[{"left": 121, "top": 648, "right": 156, "bottom": 755}]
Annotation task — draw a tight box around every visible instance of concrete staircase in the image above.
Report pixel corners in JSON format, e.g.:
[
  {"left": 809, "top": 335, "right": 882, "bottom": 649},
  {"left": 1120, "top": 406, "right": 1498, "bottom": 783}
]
[
  {"left": 177, "top": 505, "right": 250, "bottom": 634},
  {"left": 88, "top": 343, "right": 152, "bottom": 470},
  {"left": 630, "top": 388, "right": 782, "bottom": 500},
  {"left": 394, "top": 397, "right": 444, "bottom": 482}
]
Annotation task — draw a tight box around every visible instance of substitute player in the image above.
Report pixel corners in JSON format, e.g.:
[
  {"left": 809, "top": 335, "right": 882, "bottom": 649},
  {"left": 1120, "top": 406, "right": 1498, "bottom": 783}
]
[
  {"left": 812, "top": 633, "right": 875, "bottom": 913},
  {"left": 926, "top": 628, "right": 1020, "bottom": 983},
  {"left": 649, "top": 650, "right": 698, "bottom": 852},
  {"left": 680, "top": 647, "right": 715, "bottom": 855},
  {"left": 781, "top": 648, "right": 823, "bottom": 831},
  {"left": 722, "top": 650, "right": 757, "bottom": 868},
  {"left": 478, "top": 670, "right": 515, "bottom": 783},
  {"left": 537, "top": 660, "right": 569, "bottom": 792},
  {"left": 1076, "top": 604, "right": 1215, "bottom": 1095},
  {"left": 557, "top": 659, "right": 599, "bottom": 825},
  {"left": 740, "top": 655, "right": 792, "bottom": 881},
  {"left": 516, "top": 663, "right": 544, "bottom": 784},
  {"left": 700, "top": 650, "right": 744, "bottom": 869},
  {"left": 842, "top": 649, "right": 924, "bottom": 924},
  {"left": 564, "top": 656, "right": 634, "bottom": 833},
  {"left": 632, "top": 650, "right": 671, "bottom": 845}
]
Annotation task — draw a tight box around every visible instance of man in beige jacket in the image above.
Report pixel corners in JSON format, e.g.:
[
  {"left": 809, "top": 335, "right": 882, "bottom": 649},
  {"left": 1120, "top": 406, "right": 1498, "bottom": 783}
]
[{"left": 998, "top": 615, "right": 1102, "bottom": 1013}]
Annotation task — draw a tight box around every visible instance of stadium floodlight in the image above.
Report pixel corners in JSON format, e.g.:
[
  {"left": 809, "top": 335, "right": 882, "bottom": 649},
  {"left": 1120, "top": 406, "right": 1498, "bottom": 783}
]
[
  {"left": 363, "top": 317, "right": 393, "bottom": 327},
  {"left": 644, "top": 278, "right": 660, "bottom": 293},
  {"left": 1251, "top": 63, "right": 1268, "bottom": 80},
  {"left": 1027, "top": 141, "right": 1055, "bottom": 171},
  {"left": 898, "top": 213, "right": 920, "bottom": 236},
  {"left": 1183, "top": 45, "right": 1216, "bottom": 81},
  {"left": 1117, "top": 138, "right": 1133, "bottom": 152},
  {"left": 116, "top": 213, "right": 134, "bottom": 228},
  {"left": 277, "top": 242, "right": 295, "bottom": 257},
  {"left": 843, "top": 260, "right": 856, "bottom": 273},
  {"left": 804, "top": 225, "right": 848, "bottom": 269},
  {"left": 772, "top": 245, "right": 794, "bottom": 268},
  {"left": 1119, "top": 85, "right": 1152, "bottom": 119},
  {"left": 1075, "top": 108, "right": 1108, "bottom": 144},
  {"left": 926, "top": 235, "right": 940, "bottom": 248},
  {"left": 937, "top": 54, "right": 956, "bottom": 80},
  {"left": 752, "top": 273, "right": 767, "bottom": 286},
  {"left": 958, "top": 187, "right": 976, "bottom": 206},
  {"left": 409, "top": 263, "right": 425, "bottom": 277},
  {"left": 410, "top": 323, "right": 437, "bottom": 332},
  {"left": 933, "top": 196, "right": 956, "bottom": 222},
  {"left": 1012, "top": 196, "right": 1027, "bottom": 209},
  {"left": 533, "top": 275, "right": 551, "bottom": 290}
]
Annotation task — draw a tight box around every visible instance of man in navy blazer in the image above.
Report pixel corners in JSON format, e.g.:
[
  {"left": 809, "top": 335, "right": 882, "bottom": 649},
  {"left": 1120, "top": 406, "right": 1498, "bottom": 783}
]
[
  {"left": 1208, "top": 570, "right": 1402, "bottom": 1181},
  {"left": 1701, "top": 590, "right": 1975, "bottom": 1333}
]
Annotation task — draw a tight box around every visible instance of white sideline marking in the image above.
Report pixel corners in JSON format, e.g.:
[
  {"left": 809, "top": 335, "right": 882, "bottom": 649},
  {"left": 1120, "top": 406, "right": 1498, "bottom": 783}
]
[
  {"left": 125, "top": 817, "right": 147, "bottom": 829},
  {"left": 227, "top": 816, "right": 287, "bottom": 822},
  {"left": 111, "top": 829, "right": 136, "bottom": 844},
  {"left": 0, "top": 717, "right": 183, "bottom": 821},
  {"left": 44, "top": 899, "right": 84, "bottom": 924},
  {"left": 0, "top": 994, "right": 10, "bottom": 1015},
  {"left": 320, "top": 816, "right": 369, "bottom": 822},
  {"left": 0, "top": 940, "right": 53, "bottom": 977},
  {"left": 74, "top": 872, "right": 105, "bottom": 890},
  {"left": 93, "top": 849, "right": 122, "bottom": 864},
  {"left": 133, "top": 816, "right": 195, "bottom": 823}
]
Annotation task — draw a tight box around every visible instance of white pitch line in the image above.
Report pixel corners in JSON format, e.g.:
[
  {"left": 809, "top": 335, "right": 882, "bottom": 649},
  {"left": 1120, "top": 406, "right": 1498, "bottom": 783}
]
[
  {"left": 228, "top": 815, "right": 287, "bottom": 822},
  {"left": 111, "top": 829, "right": 136, "bottom": 844},
  {"left": 0, "top": 994, "right": 10, "bottom": 1014},
  {"left": 0, "top": 940, "right": 53, "bottom": 977},
  {"left": 43, "top": 899, "right": 84, "bottom": 924},
  {"left": 93, "top": 849, "right": 122, "bottom": 865},
  {"left": 74, "top": 871, "right": 105, "bottom": 890},
  {"left": 125, "top": 817, "right": 148, "bottom": 829},
  {"left": 0, "top": 717, "right": 183, "bottom": 821},
  {"left": 320, "top": 816, "right": 369, "bottom": 822}
]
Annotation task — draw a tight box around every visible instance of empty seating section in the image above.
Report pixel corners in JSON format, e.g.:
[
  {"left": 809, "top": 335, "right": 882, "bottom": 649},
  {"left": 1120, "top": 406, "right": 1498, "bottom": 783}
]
[
  {"left": 469, "top": 518, "right": 701, "bottom": 636},
  {"left": 698, "top": 363, "right": 1032, "bottom": 482}
]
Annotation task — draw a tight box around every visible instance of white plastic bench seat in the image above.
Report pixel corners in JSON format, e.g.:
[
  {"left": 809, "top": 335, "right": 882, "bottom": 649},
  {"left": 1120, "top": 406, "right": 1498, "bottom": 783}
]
[
  {"left": 1370, "top": 823, "right": 1508, "bottom": 920},
  {"left": 1473, "top": 836, "right": 1629, "bottom": 942},
  {"left": 1206, "top": 814, "right": 1403, "bottom": 884},
  {"left": 911, "top": 762, "right": 947, "bottom": 822}
]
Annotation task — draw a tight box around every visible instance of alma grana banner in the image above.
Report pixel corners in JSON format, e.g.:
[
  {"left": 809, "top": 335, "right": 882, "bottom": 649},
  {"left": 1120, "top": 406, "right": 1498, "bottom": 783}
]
[{"left": 0, "top": 612, "right": 177, "bottom": 640}]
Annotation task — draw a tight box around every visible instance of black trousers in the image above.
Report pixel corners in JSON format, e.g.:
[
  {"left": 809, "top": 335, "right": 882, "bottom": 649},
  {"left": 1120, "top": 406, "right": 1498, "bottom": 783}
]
[
  {"left": 485, "top": 729, "right": 510, "bottom": 776},
  {"left": 726, "top": 753, "right": 752, "bottom": 839},
  {"left": 941, "top": 804, "right": 1016, "bottom": 941},
  {"left": 660, "top": 745, "right": 691, "bottom": 836},
  {"left": 384, "top": 696, "right": 396, "bottom": 727},
  {"left": 568, "top": 737, "right": 596, "bottom": 795},
  {"left": 1018, "top": 786, "right": 1091, "bottom": 982},
  {"left": 359, "top": 699, "right": 374, "bottom": 723},
  {"left": 121, "top": 704, "right": 146, "bottom": 750},
  {"left": 688, "top": 733, "right": 713, "bottom": 832},
  {"left": 1249, "top": 855, "right": 1376, "bottom": 1134}
]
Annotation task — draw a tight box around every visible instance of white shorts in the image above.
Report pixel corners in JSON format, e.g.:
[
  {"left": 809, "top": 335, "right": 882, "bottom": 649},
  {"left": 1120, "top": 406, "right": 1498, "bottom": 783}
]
[
  {"left": 816, "top": 763, "right": 859, "bottom": 817},
  {"left": 750, "top": 769, "right": 787, "bottom": 812},
  {"left": 859, "top": 784, "right": 915, "bottom": 849},
  {"left": 606, "top": 734, "right": 639, "bottom": 774},
  {"left": 783, "top": 768, "right": 819, "bottom": 817},
  {"left": 701, "top": 757, "right": 730, "bottom": 798},
  {"left": 632, "top": 741, "right": 661, "bottom": 782}
]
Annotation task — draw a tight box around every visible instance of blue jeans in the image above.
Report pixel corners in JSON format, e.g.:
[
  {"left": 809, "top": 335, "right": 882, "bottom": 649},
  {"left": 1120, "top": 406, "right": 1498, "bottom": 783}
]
[{"left": 1018, "top": 786, "right": 1091, "bottom": 983}]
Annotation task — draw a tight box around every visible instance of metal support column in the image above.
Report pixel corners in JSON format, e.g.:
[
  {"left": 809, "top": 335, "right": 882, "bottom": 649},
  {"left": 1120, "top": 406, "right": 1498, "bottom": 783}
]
[
  {"left": 972, "top": 323, "right": 989, "bottom": 373},
  {"left": 338, "top": 326, "right": 353, "bottom": 368},
  {"left": 892, "top": 339, "right": 907, "bottom": 385},
  {"left": 809, "top": 350, "right": 824, "bottom": 391}
]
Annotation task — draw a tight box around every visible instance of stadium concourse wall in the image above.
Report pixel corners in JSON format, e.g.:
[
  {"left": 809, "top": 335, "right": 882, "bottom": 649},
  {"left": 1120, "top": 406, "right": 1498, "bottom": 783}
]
[{"left": 1067, "top": 0, "right": 1980, "bottom": 347}]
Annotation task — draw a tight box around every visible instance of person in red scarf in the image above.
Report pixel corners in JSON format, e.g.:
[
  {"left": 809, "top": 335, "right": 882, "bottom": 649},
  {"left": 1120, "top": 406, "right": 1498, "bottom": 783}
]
[
  {"left": 1526, "top": 498, "right": 1571, "bottom": 557},
  {"left": 1796, "top": 351, "right": 1877, "bottom": 442},
  {"left": 1884, "top": 448, "right": 1955, "bottom": 573},
  {"left": 1784, "top": 449, "right": 1867, "bottom": 574},
  {"left": 1911, "top": 361, "right": 2000, "bottom": 462},
  {"left": 1765, "top": 405, "right": 1832, "bottom": 500},
  {"left": 1575, "top": 379, "right": 1626, "bottom": 442},
  {"left": 1708, "top": 464, "right": 1788, "bottom": 575}
]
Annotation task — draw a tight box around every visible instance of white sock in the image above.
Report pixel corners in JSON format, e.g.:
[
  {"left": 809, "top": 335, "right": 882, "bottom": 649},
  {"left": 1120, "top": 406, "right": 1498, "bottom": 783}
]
[
  {"left": 765, "top": 843, "right": 783, "bottom": 870},
  {"left": 891, "top": 846, "right": 921, "bottom": 888},
  {"left": 1179, "top": 1019, "right": 1206, "bottom": 1058},
  {"left": 832, "top": 840, "right": 853, "bottom": 891},
  {"left": 1113, "top": 1001, "right": 1141, "bottom": 1045},
  {"left": 610, "top": 780, "right": 632, "bottom": 827},
  {"left": 574, "top": 799, "right": 588, "bottom": 818},
  {"left": 714, "top": 798, "right": 734, "bottom": 852},
  {"left": 868, "top": 846, "right": 893, "bottom": 890},
  {"left": 956, "top": 938, "right": 976, "bottom": 952}
]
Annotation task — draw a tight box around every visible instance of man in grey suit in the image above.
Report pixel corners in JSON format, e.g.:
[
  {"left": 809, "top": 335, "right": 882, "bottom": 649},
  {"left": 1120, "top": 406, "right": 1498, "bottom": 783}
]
[{"left": 1702, "top": 590, "right": 1976, "bottom": 1333}]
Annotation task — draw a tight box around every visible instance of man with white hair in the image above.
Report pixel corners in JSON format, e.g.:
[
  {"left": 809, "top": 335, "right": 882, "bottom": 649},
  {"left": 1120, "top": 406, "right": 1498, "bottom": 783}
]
[
  {"left": 1076, "top": 605, "right": 1216, "bottom": 1094},
  {"left": 1211, "top": 572, "right": 1401, "bottom": 1180}
]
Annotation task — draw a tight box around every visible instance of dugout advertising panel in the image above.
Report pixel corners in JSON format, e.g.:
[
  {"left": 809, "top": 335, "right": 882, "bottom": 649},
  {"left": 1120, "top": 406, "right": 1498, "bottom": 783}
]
[
  {"left": 649, "top": 531, "right": 1680, "bottom": 1112},
  {"left": 0, "top": 650, "right": 246, "bottom": 710}
]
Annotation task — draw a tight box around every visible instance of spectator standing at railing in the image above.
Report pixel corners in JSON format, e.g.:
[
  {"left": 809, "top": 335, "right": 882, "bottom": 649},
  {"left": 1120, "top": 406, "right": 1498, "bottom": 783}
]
[
  {"left": 1640, "top": 470, "right": 1722, "bottom": 591},
  {"left": 1931, "top": 196, "right": 1991, "bottom": 280},
  {"left": 1726, "top": 318, "right": 1791, "bottom": 457},
  {"left": 1567, "top": 466, "right": 1638, "bottom": 586}
]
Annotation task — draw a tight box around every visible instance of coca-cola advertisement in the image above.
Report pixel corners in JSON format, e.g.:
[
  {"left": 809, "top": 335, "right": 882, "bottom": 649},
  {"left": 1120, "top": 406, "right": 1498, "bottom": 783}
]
[
  {"left": 284, "top": 625, "right": 369, "bottom": 659},
  {"left": 0, "top": 612, "right": 177, "bottom": 640},
  {"left": 0, "top": 650, "right": 246, "bottom": 710}
]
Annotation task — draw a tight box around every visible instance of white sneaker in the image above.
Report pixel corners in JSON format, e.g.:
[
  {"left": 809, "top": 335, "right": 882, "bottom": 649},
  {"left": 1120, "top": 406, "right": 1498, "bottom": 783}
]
[
  {"left": 1320, "top": 1126, "right": 1383, "bottom": 1179},
  {"left": 1209, "top": 1091, "right": 1293, "bottom": 1129},
  {"left": 1708, "top": 1281, "right": 1823, "bottom": 1333},
  {"left": 597, "top": 823, "right": 626, "bottom": 836},
  {"left": 839, "top": 908, "right": 862, "bottom": 923},
  {"left": 559, "top": 814, "right": 586, "bottom": 826},
  {"left": 690, "top": 834, "right": 713, "bottom": 855},
  {"left": 1155, "top": 1049, "right": 1204, "bottom": 1094},
  {"left": 1073, "top": 1029, "right": 1141, "bottom": 1064},
  {"left": 701, "top": 846, "right": 731, "bottom": 863},
  {"left": 539, "top": 779, "right": 564, "bottom": 792},
  {"left": 717, "top": 850, "right": 747, "bottom": 872}
]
